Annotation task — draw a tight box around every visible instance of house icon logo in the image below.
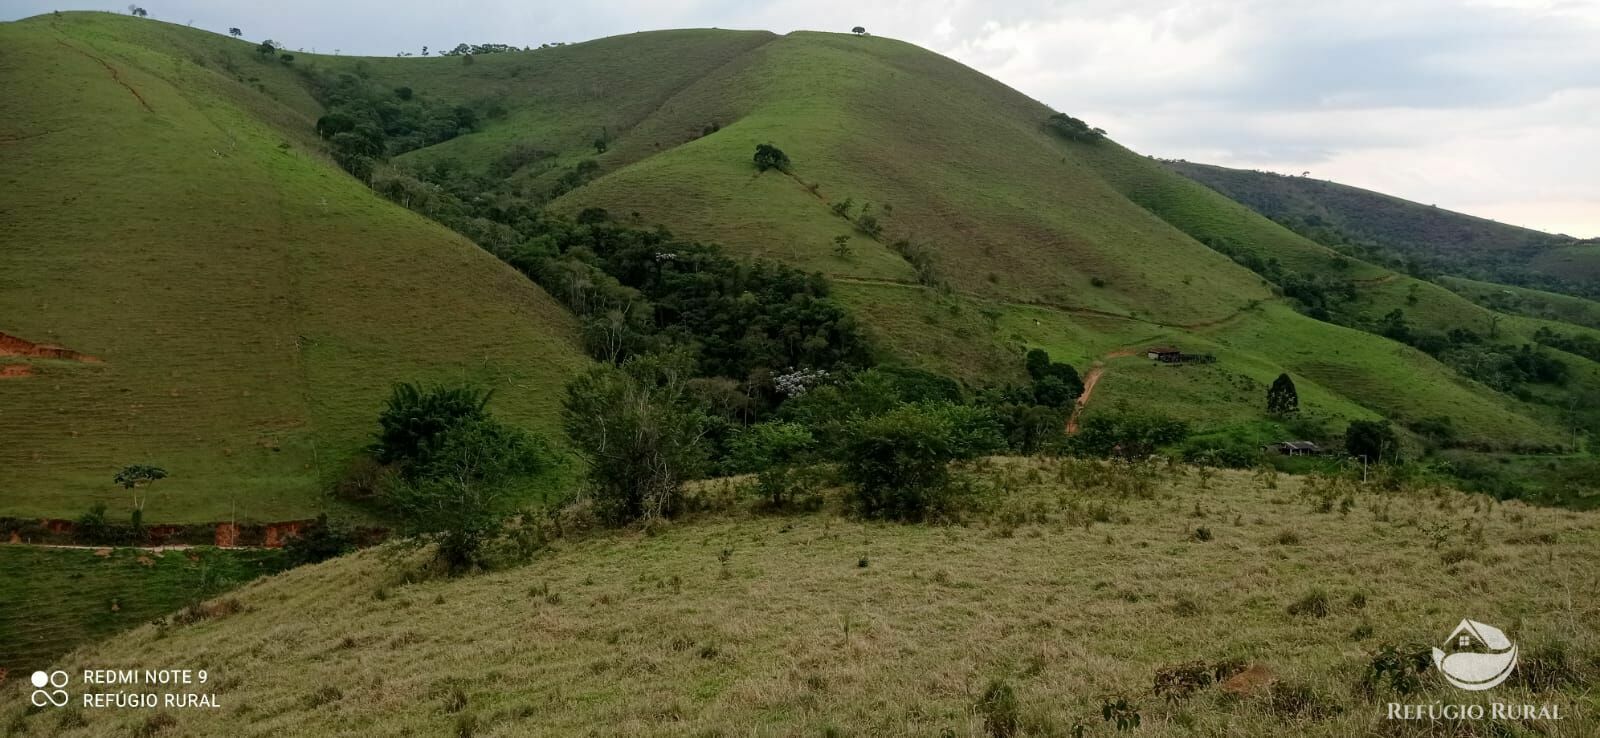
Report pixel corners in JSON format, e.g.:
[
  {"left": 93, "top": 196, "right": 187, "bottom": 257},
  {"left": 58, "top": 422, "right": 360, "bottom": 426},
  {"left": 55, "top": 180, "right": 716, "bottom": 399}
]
[{"left": 1431, "top": 619, "right": 1518, "bottom": 691}]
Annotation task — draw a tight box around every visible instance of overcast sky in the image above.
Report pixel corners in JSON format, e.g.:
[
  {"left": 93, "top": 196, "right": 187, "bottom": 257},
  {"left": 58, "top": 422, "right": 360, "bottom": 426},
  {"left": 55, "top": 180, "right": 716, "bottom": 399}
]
[{"left": 12, "top": 0, "right": 1599, "bottom": 237}]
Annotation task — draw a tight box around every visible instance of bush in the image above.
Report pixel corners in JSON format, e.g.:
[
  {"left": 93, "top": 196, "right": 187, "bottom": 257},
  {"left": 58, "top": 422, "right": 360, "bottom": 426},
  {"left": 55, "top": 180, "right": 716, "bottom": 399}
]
[
  {"left": 387, "top": 418, "right": 549, "bottom": 572},
  {"left": 727, "top": 421, "right": 818, "bottom": 508},
  {"left": 373, "top": 382, "right": 492, "bottom": 469},
  {"left": 977, "top": 679, "right": 1020, "bottom": 738},
  {"left": 1345, "top": 419, "right": 1401, "bottom": 464},
  {"left": 1044, "top": 112, "right": 1106, "bottom": 142},
  {"left": 753, "top": 143, "right": 790, "bottom": 172},
  {"left": 74, "top": 503, "right": 113, "bottom": 545},
  {"left": 563, "top": 353, "right": 710, "bottom": 523},
  {"left": 1287, "top": 588, "right": 1331, "bottom": 618},
  {"left": 1361, "top": 642, "right": 1431, "bottom": 696},
  {"left": 1069, "top": 412, "right": 1188, "bottom": 459},
  {"left": 364, "top": 382, "right": 552, "bottom": 572},
  {"left": 841, "top": 403, "right": 1003, "bottom": 520}
]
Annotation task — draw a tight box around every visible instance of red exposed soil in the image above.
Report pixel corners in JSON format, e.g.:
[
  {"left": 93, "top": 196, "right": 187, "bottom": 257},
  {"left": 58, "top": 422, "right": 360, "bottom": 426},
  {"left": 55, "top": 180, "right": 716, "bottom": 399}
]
[
  {"left": 0, "top": 364, "right": 35, "bottom": 378},
  {"left": 0, "top": 331, "right": 102, "bottom": 363},
  {"left": 263, "top": 521, "right": 305, "bottom": 548},
  {"left": 1066, "top": 364, "right": 1105, "bottom": 435},
  {"left": 1064, "top": 348, "right": 1142, "bottom": 434},
  {"left": 214, "top": 522, "right": 239, "bottom": 548}
]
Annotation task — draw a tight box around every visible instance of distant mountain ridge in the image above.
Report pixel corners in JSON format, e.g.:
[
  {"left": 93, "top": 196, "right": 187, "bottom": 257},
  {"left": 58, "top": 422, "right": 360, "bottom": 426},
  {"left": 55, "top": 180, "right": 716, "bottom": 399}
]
[{"left": 1164, "top": 160, "right": 1597, "bottom": 299}]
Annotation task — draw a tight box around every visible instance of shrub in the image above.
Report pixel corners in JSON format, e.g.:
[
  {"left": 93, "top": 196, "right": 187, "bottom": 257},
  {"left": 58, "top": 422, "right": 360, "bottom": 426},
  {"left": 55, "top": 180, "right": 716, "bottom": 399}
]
[
  {"left": 372, "top": 382, "right": 492, "bottom": 469},
  {"left": 563, "top": 353, "right": 710, "bottom": 523},
  {"left": 1361, "top": 642, "right": 1431, "bottom": 696},
  {"left": 1153, "top": 661, "right": 1212, "bottom": 703},
  {"left": 1069, "top": 412, "right": 1188, "bottom": 459},
  {"left": 842, "top": 403, "right": 1003, "bottom": 520},
  {"left": 1345, "top": 419, "right": 1401, "bottom": 465},
  {"left": 977, "top": 679, "right": 1020, "bottom": 738},
  {"left": 1100, "top": 695, "right": 1141, "bottom": 731},
  {"left": 1287, "top": 588, "right": 1331, "bottom": 618},
  {"left": 727, "top": 421, "right": 819, "bottom": 508},
  {"left": 1045, "top": 112, "right": 1106, "bottom": 142},
  {"left": 753, "top": 143, "right": 790, "bottom": 172},
  {"left": 74, "top": 503, "right": 113, "bottom": 544}
]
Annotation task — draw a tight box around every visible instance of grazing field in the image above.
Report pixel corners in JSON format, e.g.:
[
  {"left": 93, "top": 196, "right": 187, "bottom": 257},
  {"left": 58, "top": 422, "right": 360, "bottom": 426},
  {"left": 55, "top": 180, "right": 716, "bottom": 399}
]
[
  {"left": 0, "top": 546, "right": 286, "bottom": 675},
  {"left": 0, "top": 13, "right": 589, "bottom": 523},
  {"left": 3, "top": 462, "right": 1595, "bottom": 736},
  {"left": 1442, "top": 277, "right": 1600, "bottom": 332}
]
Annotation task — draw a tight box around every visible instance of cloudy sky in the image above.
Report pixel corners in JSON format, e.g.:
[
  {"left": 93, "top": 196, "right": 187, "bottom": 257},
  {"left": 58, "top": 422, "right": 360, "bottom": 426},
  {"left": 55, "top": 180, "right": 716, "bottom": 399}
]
[{"left": 12, "top": 0, "right": 1598, "bottom": 236}]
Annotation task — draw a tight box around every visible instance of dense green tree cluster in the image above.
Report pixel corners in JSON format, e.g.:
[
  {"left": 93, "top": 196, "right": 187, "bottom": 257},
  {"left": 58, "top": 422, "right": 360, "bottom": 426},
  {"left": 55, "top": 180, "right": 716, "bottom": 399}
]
[
  {"left": 368, "top": 383, "right": 553, "bottom": 571},
  {"left": 753, "top": 143, "right": 791, "bottom": 172},
  {"left": 1044, "top": 112, "right": 1106, "bottom": 142},
  {"left": 1401, "top": 323, "right": 1568, "bottom": 394},
  {"left": 1267, "top": 373, "right": 1299, "bottom": 416},
  {"left": 1345, "top": 419, "right": 1401, "bottom": 464},
  {"left": 369, "top": 158, "right": 872, "bottom": 402},
  {"left": 1068, "top": 412, "right": 1189, "bottom": 460},
  {"left": 304, "top": 68, "right": 478, "bottom": 178},
  {"left": 1023, "top": 348, "right": 1083, "bottom": 408},
  {"left": 1533, "top": 327, "right": 1600, "bottom": 364}
]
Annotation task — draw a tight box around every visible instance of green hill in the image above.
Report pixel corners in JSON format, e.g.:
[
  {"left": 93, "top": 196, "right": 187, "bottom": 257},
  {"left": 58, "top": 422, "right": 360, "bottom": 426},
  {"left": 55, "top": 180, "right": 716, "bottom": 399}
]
[
  {"left": 0, "top": 13, "right": 590, "bottom": 524},
  {"left": 1165, "top": 160, "right": 1594, "bottom": 299},
  {"left": 3, "top": 464, "right": 1595, "bottom": 736},
  {"left": 4, "top": 13, "right": 1592, "bottom": 531}
]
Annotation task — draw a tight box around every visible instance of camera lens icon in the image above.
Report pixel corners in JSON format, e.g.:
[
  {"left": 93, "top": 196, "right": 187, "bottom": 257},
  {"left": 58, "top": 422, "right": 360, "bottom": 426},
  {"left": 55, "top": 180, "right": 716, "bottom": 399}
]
[{"left": 30, "top": 670, "right": 70, "bottom": 707}]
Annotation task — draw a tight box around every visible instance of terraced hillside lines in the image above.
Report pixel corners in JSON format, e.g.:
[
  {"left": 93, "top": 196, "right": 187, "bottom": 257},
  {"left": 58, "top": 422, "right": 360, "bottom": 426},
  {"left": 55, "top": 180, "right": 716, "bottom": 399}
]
[
  {"left": 7, "top": 467, "right": 1595, "bottom": 736},
  {"left": 0, "top": 545, "right": 286, "bottom": 673},
  {"left": 0, "top": 13, "right": 590, "bottom": 522}
]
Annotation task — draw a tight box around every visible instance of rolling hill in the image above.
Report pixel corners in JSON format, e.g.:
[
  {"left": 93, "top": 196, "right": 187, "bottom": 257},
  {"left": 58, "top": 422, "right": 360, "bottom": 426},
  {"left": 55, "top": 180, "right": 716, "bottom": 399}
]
[
  {"left": 336, "top": 27, "right": 1579, "bottom": 450},
  {"left": 3, "top": 11, "right": 1600, "bottom": 729},
  {"left": 5, "top": 11, "right": 1598, "bottom": 524},
  {"left": 0, "top": 13, "right": 590, "bottom": 524}
]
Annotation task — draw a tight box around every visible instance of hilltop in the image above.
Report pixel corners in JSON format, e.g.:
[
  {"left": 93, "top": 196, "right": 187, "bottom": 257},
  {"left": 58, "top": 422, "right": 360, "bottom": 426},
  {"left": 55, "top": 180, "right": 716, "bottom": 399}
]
[
  {"left": 2, "top": 462, "right": 1595, "bottom": 736},
  {"left": 0, "top": 11, "right": 1596, "bottom": 522},
  {"left": 306, "top": 23, "right": 1592, "bottom": 455}
]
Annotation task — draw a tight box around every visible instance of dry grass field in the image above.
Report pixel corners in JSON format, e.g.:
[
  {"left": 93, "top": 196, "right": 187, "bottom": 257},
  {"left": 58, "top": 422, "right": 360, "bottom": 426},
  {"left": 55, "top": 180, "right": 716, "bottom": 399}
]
[{"left": 4, "top": 460, "right": 1595, "bottom": 737}]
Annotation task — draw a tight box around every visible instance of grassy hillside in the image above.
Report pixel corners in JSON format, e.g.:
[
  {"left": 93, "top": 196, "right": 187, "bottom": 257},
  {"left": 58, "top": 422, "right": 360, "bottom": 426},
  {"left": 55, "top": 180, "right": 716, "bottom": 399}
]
[
  {"left": 3, "top": 12, "right": 1592, "bottom": 526},
  {"left": 4, "top": 462, "right": 1595, "bottom": 736},
  {"left": 1165, "top": 160, "right": 1592, "bottom": 298},
  {"left": 522, "top": 31, "right": 1563, "bottom": 448},
  {"left": 1442, "top": 277, "right": 1600, "bottom": 332},
  {"left": 0, "top": 546, "right": 285, "bottom": 674},
  {"left": 0, "top": 13, "right": 589, "bottom": 523}
]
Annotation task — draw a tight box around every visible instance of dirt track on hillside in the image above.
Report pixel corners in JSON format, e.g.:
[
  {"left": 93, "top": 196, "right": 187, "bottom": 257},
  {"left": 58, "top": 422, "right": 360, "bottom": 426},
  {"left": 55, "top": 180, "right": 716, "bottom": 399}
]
[{"left": 1065, "top": 348, "right": 1139, "bottom": 434}]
